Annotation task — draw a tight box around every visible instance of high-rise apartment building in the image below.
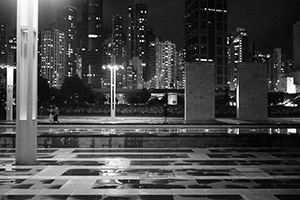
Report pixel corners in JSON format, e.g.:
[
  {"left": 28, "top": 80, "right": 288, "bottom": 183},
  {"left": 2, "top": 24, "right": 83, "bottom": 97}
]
[
  {"left": 146, "top": 41, "right": 156, "bottom": 88},
  {"left": 40, "top": 29, "right": 66, "bottom": 89},
  {"left": 78, "top": 0, "right": 103, "bottom": 88},
  {"left": 269, "top": 48, "right": 285, "bottom": 91},
  {"left": 293, "top": 22, "right": 300, "bottom": 70},
  {"left": 112, "top": 15, "right": 125, "bottom": 65},
  {"left": 112, "top": 15, "right": 126, "bottom": 88},
  {"left": 57, "top": 5, "right": 78, "bottom": 77},
  {"left": 175, "top": 49, "right": 186, "bottom": 89},
  {"left": 144, "top": 28, "right": 156, "bottom": 82},
  {"left": 127, "top": 3, "right": 148, "bottom": 62},
  {"left": 132, "top": 56, "right": 143, "bottom": 89},
  {"left": 227, "top": 27, "right": 249, "bottom": 90},
  {"left": 185, "top": 0, "right": 228, "bottom": 89},
  {"left": 127, "top": 2, "right": 148, "bottom": 85},
  {"left": 293, "top": 21, "right": 300, "bottom": 84},
  {"left": 0, "top": 23, "right": 6, "bottom": 63},
  {"left": 155, "top": 40, "right": 176, "bottom": 89}
]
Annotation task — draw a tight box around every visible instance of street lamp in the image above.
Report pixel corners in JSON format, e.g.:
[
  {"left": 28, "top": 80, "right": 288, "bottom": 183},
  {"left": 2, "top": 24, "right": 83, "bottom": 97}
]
[
  {"left": 103, "top": 55, "right": 123, "bottom": 119},
  {"left": 0, "top": 63, "right": 16, "bottom": 121}
]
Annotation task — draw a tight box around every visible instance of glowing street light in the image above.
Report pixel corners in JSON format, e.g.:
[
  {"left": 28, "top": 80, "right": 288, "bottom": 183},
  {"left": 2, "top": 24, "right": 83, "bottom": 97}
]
[
  {"left": 102, "top": 55, "right": 123, "bottom": 119},
  {"left": 0, "top": 61, "right": 16, "bottom": 121}
]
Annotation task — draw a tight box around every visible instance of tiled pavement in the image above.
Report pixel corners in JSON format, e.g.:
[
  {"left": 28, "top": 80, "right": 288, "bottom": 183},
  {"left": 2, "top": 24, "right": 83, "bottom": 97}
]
[{"left": 0, "top": 147, "right": 299, "bottom": 199}]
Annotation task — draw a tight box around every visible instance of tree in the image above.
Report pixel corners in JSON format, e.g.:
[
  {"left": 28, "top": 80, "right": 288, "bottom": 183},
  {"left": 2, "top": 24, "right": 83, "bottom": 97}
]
[
  {"left": 136, "top": 88, "right": 151, "bottom": 104},
  {"left": 38, "top": 75, "right": 52, "bottom": 107},
  {"left": 124, "top": 90, "right": 138, "bottom": 104},
  {"left": 0, "top": 74, "right": 6, "bottom": 119},
  {"left": 60, "top": 76, "right": 96, "bottom": 105},
  {"left": 124, "top": 88, "right": 151, "bottom": 104},
  {"left": 94, "top": 92, "right": 107, "bottom": 104}
]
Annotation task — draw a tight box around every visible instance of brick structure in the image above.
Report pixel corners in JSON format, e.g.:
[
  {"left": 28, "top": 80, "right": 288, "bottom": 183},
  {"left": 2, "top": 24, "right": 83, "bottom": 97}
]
[
  {"left": 185, "top": 62, "right": 215, "bottom": 121},
  {"left": 237, "top": 63, "right": 268, "bottom": 121}
]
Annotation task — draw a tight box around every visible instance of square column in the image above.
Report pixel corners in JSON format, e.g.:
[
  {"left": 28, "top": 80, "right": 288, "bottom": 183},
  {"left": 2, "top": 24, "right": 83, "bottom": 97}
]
[
  {"left": 185, "top": 62, "right": 215, "bottom": 121},
  {"left": 237, "top": 63, "right": 268, "bottom": 121},
  {"left": 16, "top": 0, "right": 38, "bottom": 164}
]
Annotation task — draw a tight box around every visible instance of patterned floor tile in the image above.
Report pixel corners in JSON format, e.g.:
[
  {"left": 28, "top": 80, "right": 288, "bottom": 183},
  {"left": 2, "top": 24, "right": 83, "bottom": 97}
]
[{"left": 0, "top": 147, "right": 299, "bottom": 199}]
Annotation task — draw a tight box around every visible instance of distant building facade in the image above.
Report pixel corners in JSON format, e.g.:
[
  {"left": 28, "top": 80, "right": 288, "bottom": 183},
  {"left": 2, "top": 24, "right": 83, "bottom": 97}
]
[
  {"left": 57, "top": 5, "right": 78, "bottom": 77},
  {"left": 293, "top": 22, "right": 300, "bottom": 70},
  {"left": 77, "top": 0, "right": 103, "bottom": 88},
  {"left": 112, "top": 15, "right": 125, "bottom": 66},
  {"left": 0, "top": 23, "right": 6, "bottom": 63},
  {"left": 112, "top": 15, "right": 126, "bottom": 88},
  {"left": 175, "top": 49, "right": 186, "bottom": 89},
  {"left": 40, "top": 28, "right": 66, "bottom": 89},
  {"left": 293, "top": 21, "right": 300, "bottom": 84},
  {"left": 126, "top": 2, "right": 148, "bottom": 86},
  {"left": 154, "top": 40, "right": 176, "bottom": 89},
  {"left": 269, "top": 48, "right": 285, "bottom": 91},
  {"left": 227, "top": 27, "right": 250, "bottom": 90},
  {"left": 185, "top": 0, "right": 228, "bottom": 89}
]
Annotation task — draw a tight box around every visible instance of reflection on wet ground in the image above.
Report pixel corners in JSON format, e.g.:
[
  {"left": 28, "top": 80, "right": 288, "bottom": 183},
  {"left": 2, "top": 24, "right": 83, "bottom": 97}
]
[
  {"left": 0, "top": 130, "right": 300, "bottom": 149},
  {"left": 0, "top": 147, "right": 299, "bottom": 199},
  {"left": 2, "top": 126, "right": 300, "bottom": 136}
]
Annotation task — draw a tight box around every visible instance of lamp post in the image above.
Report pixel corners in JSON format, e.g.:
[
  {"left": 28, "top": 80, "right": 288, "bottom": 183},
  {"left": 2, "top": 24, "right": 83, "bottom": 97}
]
[
  {"left": 6, "top": 65, "right": 14, "bottom": 121},
  {"left": 103, "top": 55, "right": 123, "bottom": 119},
  {"left": 0, "top": 63, "right": 15, "bottom": 122}
]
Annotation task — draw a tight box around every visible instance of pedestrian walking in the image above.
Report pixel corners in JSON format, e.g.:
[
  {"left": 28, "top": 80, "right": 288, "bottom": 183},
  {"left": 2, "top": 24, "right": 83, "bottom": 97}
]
[
  {"left": 53, "top": 105, "right": 59, "bottom": 123},
  {"left": 48, "top": 106, "right": 54, "bottom": 123},
  {"left": 163, "top": 103, "right": 168, "bottom": 123}
]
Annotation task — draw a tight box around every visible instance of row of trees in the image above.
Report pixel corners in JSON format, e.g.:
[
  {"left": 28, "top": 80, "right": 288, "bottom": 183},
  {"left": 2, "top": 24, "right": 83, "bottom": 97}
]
[
  {"left": 38, "top": 76, "right": 167, "bottom": 108},
  {"left": 1, "top": 74, "right": 233, "bottom": 119},
  {"left": 38, "top": 75, "right": 97, "bottom": 107}
]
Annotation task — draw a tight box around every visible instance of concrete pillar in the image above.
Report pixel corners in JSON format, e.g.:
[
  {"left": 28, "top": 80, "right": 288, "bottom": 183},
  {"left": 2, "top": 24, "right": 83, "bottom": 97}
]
[
  {"left": 237, "top": 63, "right": 268, "bottom": 121},
  {"left": 16, "top": 0, "right": 38, "bottom": 165},
  {"left": 185, "top": 62, "right": 215, "bottom": 121}
]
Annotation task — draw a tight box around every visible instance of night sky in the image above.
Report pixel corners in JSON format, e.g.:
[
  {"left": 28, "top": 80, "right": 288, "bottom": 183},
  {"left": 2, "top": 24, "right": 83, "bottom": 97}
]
[{"left": 0, "top": 0, "right": 299, "bottom": 59}]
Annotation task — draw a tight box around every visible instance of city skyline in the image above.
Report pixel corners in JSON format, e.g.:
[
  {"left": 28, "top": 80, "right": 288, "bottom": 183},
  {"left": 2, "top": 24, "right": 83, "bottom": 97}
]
[{"left": 0, "top": 0, "right": 299, "bottom": 59}]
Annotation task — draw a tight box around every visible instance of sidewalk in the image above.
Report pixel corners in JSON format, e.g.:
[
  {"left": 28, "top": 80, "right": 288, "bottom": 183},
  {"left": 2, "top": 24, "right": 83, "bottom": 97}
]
[
  {"left": 2, "top": 116, "right": 300, "bottom": 126},
  {"left": 30, "top": 116, "right": 300, "bottom": 126}
]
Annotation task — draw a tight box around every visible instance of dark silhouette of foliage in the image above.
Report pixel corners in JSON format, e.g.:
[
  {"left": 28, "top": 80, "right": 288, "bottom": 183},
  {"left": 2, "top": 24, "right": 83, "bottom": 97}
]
[
  {"left": 124, "top": 88, "right": 151, "bottom": 104},
  {"left": 38, "top": 75, "right": 52, "bottom": 107},
  {"left": 60, "top": 76, "right": 96, "bottom": 105},
  {"left": 0, "top": 74, "right": 6, "bottom": 119},
  {"left": 94, "top": 92, "right": 107, "bottom": 104}
]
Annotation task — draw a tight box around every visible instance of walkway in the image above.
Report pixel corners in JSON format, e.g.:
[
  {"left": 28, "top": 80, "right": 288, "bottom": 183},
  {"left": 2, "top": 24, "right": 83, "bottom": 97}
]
[
  {"left": 0, "top": 147, "right": 299, "bottom": 199},
  {"left": 0, "top": 117, "right": 300, "bottom": 199},
  {"left": 3, "top": 115, "right": 300, "bottom": 125}
]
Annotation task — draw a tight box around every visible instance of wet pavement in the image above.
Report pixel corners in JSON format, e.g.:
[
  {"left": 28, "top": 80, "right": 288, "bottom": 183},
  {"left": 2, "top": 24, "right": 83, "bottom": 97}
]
[
  {"left": 0, "top": 147, "right": 299, "bottom": 199},
  {"left": 0, "top": 116, "right": 300, "bottom": 199}
]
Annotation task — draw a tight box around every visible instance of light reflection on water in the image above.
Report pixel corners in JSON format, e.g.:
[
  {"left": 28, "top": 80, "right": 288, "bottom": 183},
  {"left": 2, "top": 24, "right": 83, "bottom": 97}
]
[
  {"left": 0, "top": 127, "right": 300, "bottom": 136},
  {"left": 226, "top": 128, "right": 298, "bottom": 135},
  {"left": 0, "top": 127, "right": 299, "bottom": 148}
]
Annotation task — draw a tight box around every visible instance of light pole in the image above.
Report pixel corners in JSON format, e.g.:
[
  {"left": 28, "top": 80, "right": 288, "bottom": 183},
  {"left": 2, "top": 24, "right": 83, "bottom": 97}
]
[
  {"left": 0, "top": 63, "right": 15, "bottom": 121},
  {"left": 103, "top": 55, "right": 123, "bottom": 119}
]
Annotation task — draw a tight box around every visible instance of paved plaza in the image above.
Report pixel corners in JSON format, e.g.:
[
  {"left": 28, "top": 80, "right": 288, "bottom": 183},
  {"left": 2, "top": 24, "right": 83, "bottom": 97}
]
[
  {"left": 0, "top": 116, "right": 299, "bottom": 199},
  {"left": 0, "top": 147, "right": 299, "bottom": 199}
]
